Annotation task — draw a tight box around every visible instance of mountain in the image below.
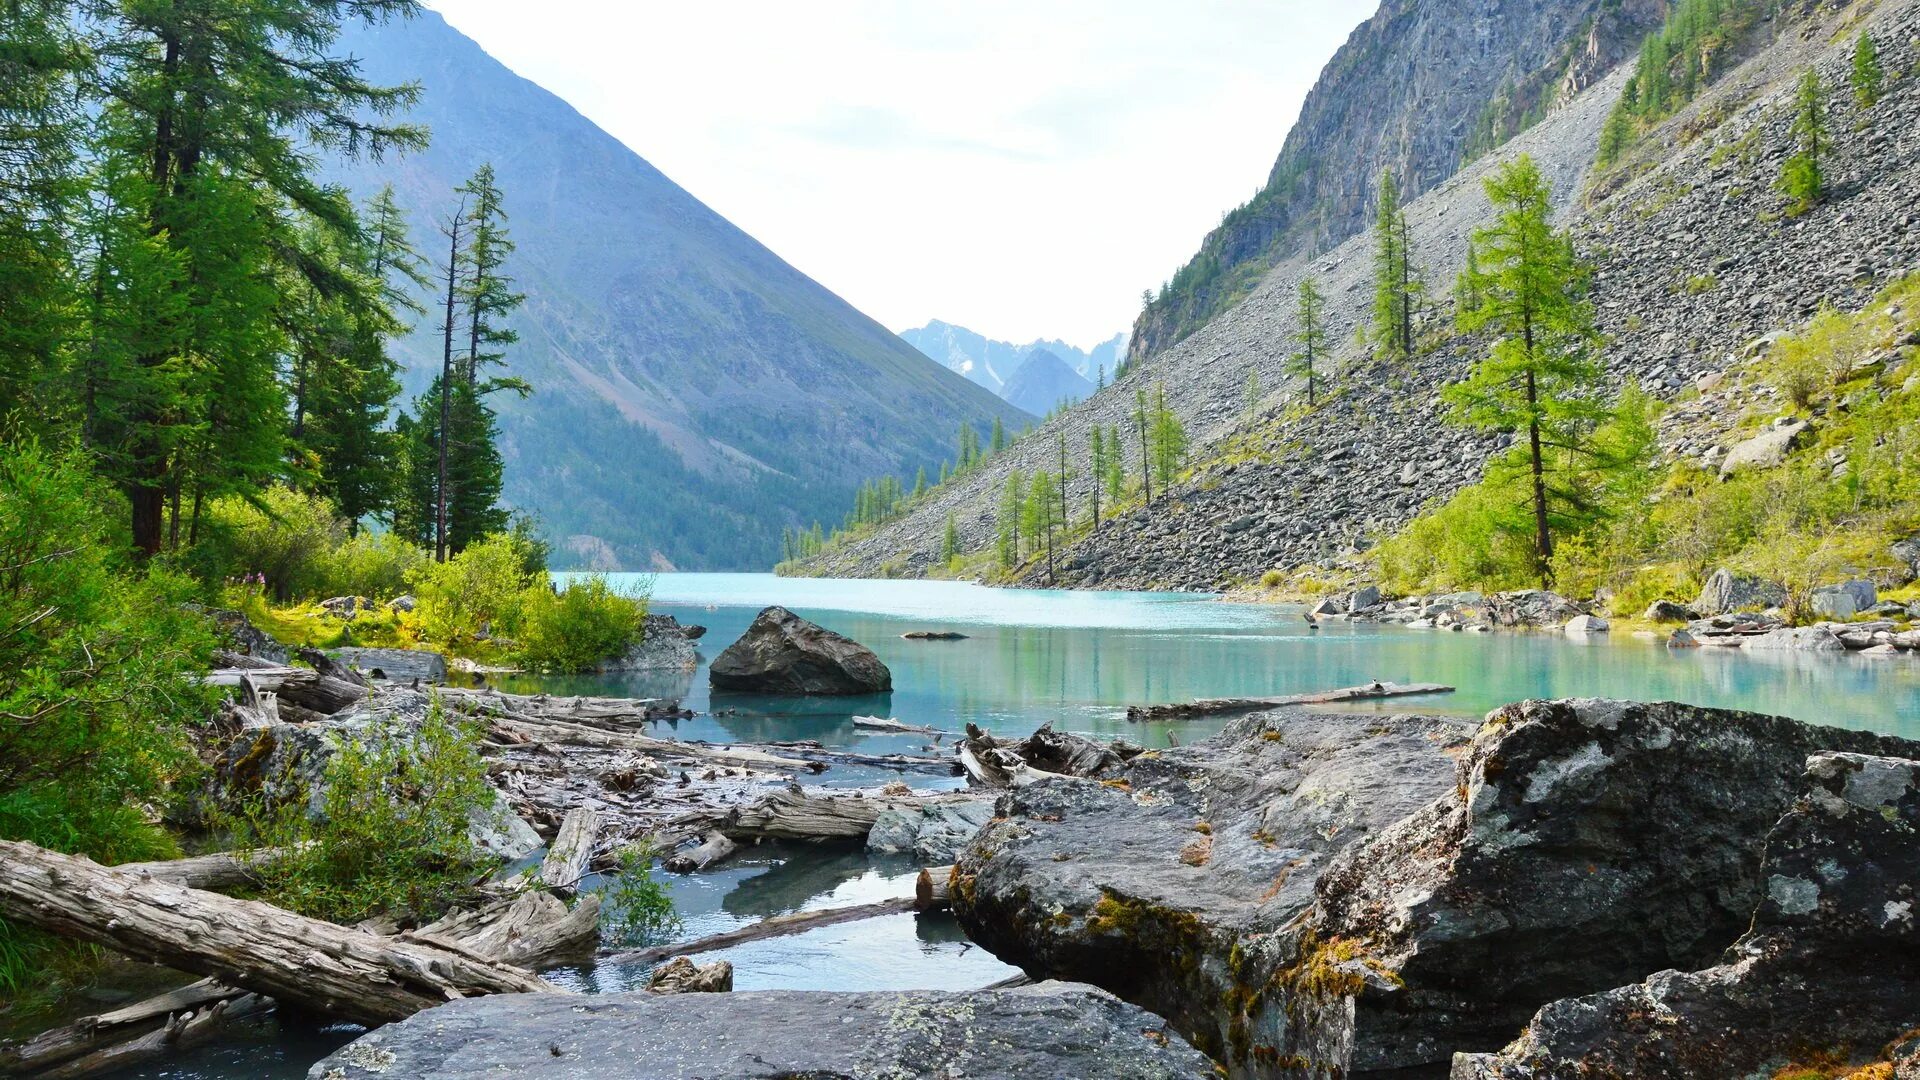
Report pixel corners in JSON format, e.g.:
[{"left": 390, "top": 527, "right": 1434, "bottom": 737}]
[
  {"left": 899, "top": 322, "right": 1126, "bottom": 394},
  {"left": 1129, "top": 0, "right": 1665, "bottom": 361},
  {"left": 325, "top": 11, "right": 1029, "bottom": 571},
  {"left": 793, "top": 0, "right": 1920, "bottom": 591},
  {"left": 998, "top": 350, "right": 1096, "bottom": 417}
]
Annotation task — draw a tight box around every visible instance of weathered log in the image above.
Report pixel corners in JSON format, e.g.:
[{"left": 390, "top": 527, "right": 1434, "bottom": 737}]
[
  {"left": 915, "top": 865, "right": 954, "bottom": 912},
  {"left": 957, "top": 737, "right": 1070, "bottom": 790},
  {"left": 663, "top": 830, "right": 737, "bottom": 873},
  {"left": 604, "top": 897, "right": 917, "bottom": 964},
  {"left": 1124, "top": 681, "right": 1455, "bottom": 722},
  {"left": 538, "top": 807, "right": 600, "bottom": 893},
  {"left": 33, "top": 995, "right": 266, "bottom": 1080},
  {"left": 0, "top": 840, "right": 560, "bottom": 1025},
  {"left": 0, "top": 979, "right": 241, "bottom": 1075},
  {"left": 203, "top": 666, "right": 368, "bottom": 715},
  {"left": 111, "top": 846, "right": 300, "bottom": 892},
  {"left": 409, "top": 890, "right": 601, "bottom": 969},
  {"left": 435, "top": 687, "right": 680, "bottom": 725},
  {"left": 644, "top": 956, "right": 733, "bottom": 994},
  {"left": 720, "top": 786, "right": 979, "bottom": 843},
  {"left": 762, "top": 741, "right": 957, "bottom": 776},
  {"left": 852, "top": 715, "right": 943, "bottom": 735},
  {"left": 485, "top": 713, "right": 816, "bottom": 774}
]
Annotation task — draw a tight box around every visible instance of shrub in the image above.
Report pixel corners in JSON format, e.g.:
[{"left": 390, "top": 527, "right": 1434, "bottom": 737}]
[
  {"left": 517, "top": 574, "right": 649, "bottom": 673},
  {"left": 206, "top": 486, "right": 346, "bottom": 602},
  {"left": 320, "top": 530, "right": 429, "bottom": 602},
  {"left": 1260, "top": 569, "right": 1285, "bottom": 589},
  {"left": 596, "top": 841, "right": 680, "bottom": 946},
  {"left": 407, "top": 532, "right": 542, "bottom": 650},
  {"left": 226, "top": 701, "right": 496, "bottom": 923}
]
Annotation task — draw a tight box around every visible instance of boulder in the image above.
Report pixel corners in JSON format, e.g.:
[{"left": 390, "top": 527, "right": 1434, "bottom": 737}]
[
  {"left": 1308, "top": 597, "right": 1347, "bottom": 617},
  {"left": 387, "top": 594, "right": 417, "bottom": 613},
  {"left": 1718, "top": 420, "right": 1808, "bottom": 478},
  {"left": 1742, "top": 626, "right": 1846, "bottom": 652},
  {"left": 1348, "top": 585, "right": 1382, "bottom": 611},
  {"left": 1563, "top": 614, "right": 1609, "bottom": 635},
  {"left": 1893, "top": 535, "right": 1920, "bottom": 581},
  {"left": 1693, "top": 568, "right": 1787, "bottom": 616},
  {"left": 1641, "top": 600, "right": 1696, "bottom": 623},
  {"left": 598, "top": 614, "right": 700, "bottom": 672},
  {"left": 952, "top": 708, "right": 1470, "bottom": 1075},
  {"left": 1307, "top": 700, "right": 1920, "bottom": 1074},
  {"left": 1488, "top": 590, "right": 1585, "bottom": 627},
  {"left": 305, "top": 983, "right": 1220, "bottom": 1079},
  {"left": 644, "top": 956, "right": 733, "bottom": 994},
  {"left": 867, "top": 799, "right": 997, "bottom": 864},
  {"left": 1453, "top": 753, "right": 1920, "bottom": 1079},
  {"left": 1811, "top": 579, "right": 1878, "bottom": 621},
  {"left": 205, "top": 607, "right": 288, "bottom": 664},
  {"left": 326, "top": 647, "right": 448, "bottom": 684},
  {"left": 708, "top": 606, "right": 891, "bottom": 695},
  {"left": 319, "top": 595, "right": 369, "bottom": 620}
]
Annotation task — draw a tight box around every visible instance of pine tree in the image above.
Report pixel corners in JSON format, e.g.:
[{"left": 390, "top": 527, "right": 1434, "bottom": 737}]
[
  {"left": 913, "top": 466, "right": 926, "bottom": 497},
  {"left": 1445, "top": 155, "right": 1611, "bottom": 589},
  {"left": 1777, "top": 68, "right": 1826, "bottom": 216},
  {"left": 998, "top": 470, "right": 1025, "bottom": 568},
  {"left": 941, "top": 513, "right": 960, "bottom": 563},
  {"left": 989, "top": 417, "right": 1006, "bottom": 453},
  {"left": 457, "top": 165, "right": 524, "bottom": 388},
  {"left": 1598, "top": 105, "right": 1635, "bottom": 167},
  {"left": 1147, "top": 387, "right": 1187, "bottom": 490},
  {"left": 1852, "top": 31, "right": 1883, "bottom": 109},
  {"left": 1370, "top": 170, "right": 1423, "bottom": 363},
  {"left": 1132, "top": 388, "right": 1153, "bottom": 503},
  {"left": 1291, "top": 276, "right": 1328, "bottom": 406},
  {"left": 1024, "top": 470, "right": 1060, "bottom": 582},
  {"left": 1088, "top": 427, "right": 1106, "bottom": 526},
  {"left": 1054, "top": 434, "right": 1071, "bottom": 534},
  {"left": 1104, "top": 424, "right": 1126, "bottom": 502},
  {"left": 1244, "top": 369, "right": 1262, "bottom": 422}
]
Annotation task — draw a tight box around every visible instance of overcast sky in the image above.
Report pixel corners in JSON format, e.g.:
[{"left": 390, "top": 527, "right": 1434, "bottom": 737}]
[{"left": 423, "top": 2, "right": 1374, "bottom": 349}]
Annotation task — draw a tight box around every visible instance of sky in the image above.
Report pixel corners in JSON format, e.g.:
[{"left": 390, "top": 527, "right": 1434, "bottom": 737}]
[{"left": 423, "top": 2, "right": 1375, "bottom": 350}]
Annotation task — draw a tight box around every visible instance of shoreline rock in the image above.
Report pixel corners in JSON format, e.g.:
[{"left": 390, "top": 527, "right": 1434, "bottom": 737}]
[
  {"left": 595, "top": 613, "right": 701, "bottom": 673},
  {"left": 709, "top": 606, "right": 892, "bottom": 696}
]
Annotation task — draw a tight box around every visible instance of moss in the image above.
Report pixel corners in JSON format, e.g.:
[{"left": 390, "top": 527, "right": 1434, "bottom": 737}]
[{"left": 1193, "top": 821, "right": 1213, "bottom": 835}]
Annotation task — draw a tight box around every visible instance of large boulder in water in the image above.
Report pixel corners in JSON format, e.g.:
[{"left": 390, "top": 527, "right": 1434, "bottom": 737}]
[
  {"left": 709, "top": 606, "right": 891, "bottom": 695},
  {"left": 306, "top": 982, "right": 1220, "bottom": 1079},
  {"left": 952, "top": 708, "right": 1470, "bottom": 1075},
  {"left": 1454, "top": 751, "right": 1920, "bottom": 1079}
]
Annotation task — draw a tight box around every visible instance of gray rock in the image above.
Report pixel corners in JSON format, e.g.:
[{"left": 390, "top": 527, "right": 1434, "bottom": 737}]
[
  {"left": 387, "top": 594, "right": 417, "bottom": 613},
  {"left": 1309, "top": 597, "right": 1348, "bottom": 617},
  {"left": 1488, "top": 590, "right": 1585, "bottom": 627},
  {"left": 1313, "top": 700, "right": 1920, "bottom": 1074},
  {"left": 597, "top": 614, "right": 699, "bottom": 673},
  {"left": 306, "top": 983, "right": 1221, "bottom": 1079},
  {"left": 1349, "top": 585, "right": 1382, "bottom": 611},
  {"left": 867, "top": 799, "right": 997, "bottom": 864},
  {"left": 1694, "top": 568, "right": 1788, "bottom": 617},
  {"left": 1453, "top": 753, "right": 1920, "bottom": 1079},
  {"left": 1892, "top": 535, "right": 1920, "bottom": 580},
  {"left": 709, "top": 606, "right": 891, "bottom": 696},
  {"left": 1811, "top": 579, "right": 1878, "bottom": 621},
  {"left": 1642, "top": 600, "right": 1696, "bottom": 623},
  {"left": 1718, "top": 420, "right": 1808, "bottom": 478},
  {"left": 1742, "top": 626, "right": 1847, "bottom": 652},
  {"left": 319, "top": 595, "right": 368, "bottom": 620},
  {"left": 326, "top": 647, "right": 448, "bottom": 684},
  {"left": 1563, "top": 614, "right": 1609, "bottom": 634},
  {"left": 953, "top": 708, "right": 1470, "bottom": 1075},
  {"left": 206, "top": 607, "right": 288, "bottom": 664}
]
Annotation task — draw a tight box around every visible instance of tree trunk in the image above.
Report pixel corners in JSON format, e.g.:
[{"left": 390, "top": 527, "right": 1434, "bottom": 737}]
[
  {"left": 603, "top": 897, "right": 916, "bottom": 965},
  {"left": 537, "top": 807, "right": 599, "bottom": 893},
  {"left": 1524, "top": 366, "right": 1553, "bottom": 590},
  {"left": 663, "top": 831, "right": 737, "bottom": 873},
  {"left": 0, "top": 840, "right": 560, "bottom": 1026},
  {"left": 436, "top": 211, "right": 463, "bottom": 563},
  {"left": 915, "top": 866, "right": 953, "bottom": 912}
]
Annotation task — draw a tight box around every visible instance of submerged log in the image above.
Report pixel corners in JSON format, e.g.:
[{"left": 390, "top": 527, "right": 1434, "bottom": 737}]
[
  {"left": 852, "top": 715, "right": 944, "bottom": 735},
  {"left": 663, "top": 830, "right": 737, "bottom": 873},
  {"left": 604, "top": 897, "right": 917, "bottom": 965},
  {"left": 0, "top": 840, "right": 560, "bottom": 1026},
  {"left": 0, "top": 979, "right": 243, "bottom": 1076},
  {"left": 537, "top": 807, "right": 600, "bottom": 893},
  {"left": 31, "top": 995, "right": 266, "bottom": 1080},
  {"left": 1124, "top": 680, "right": 1455, "bottom": 722}
]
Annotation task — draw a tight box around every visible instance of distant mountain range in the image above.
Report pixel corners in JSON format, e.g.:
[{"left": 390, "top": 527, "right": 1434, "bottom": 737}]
[
  {"left": 899, "top": 321, "right": 1124, "bottom": 412},
  {"left": 999, "top": 350, "right": 1094, "bottom": 417},
  {"left": 325, "top": 11, "right": 1029, "bottom": 570}
]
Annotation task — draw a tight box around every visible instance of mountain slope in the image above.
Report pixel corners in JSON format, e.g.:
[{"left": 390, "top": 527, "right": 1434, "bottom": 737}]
[
  {"left": 999, "top": 350, "right": 1095, "bottom": 416},
  {"left": 1129, "top": 0, "right": 1665, "bottom": 361},
  {"left": 327, "top": 11, "right": 1029, "bottom": 570},
  {"left": 900, "top": 321, "right": 1126, "bottom": 393}
]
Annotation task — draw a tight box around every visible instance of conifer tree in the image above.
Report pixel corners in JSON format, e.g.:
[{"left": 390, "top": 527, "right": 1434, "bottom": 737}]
[
  {"left": 913, "top": 466, "right": 926, "bottom": 497},
  {"left": 1147, "top": 387, "right": 1187, "bottom": 490},
  {"left": 1244, "top": 369, "right": 1262, "bottom": 422},
  {"left": 1024, "top": 470, "right": 1060, "bottom": 581},
  {"left": 998, "top": 470, "right": 1025, "bottom": 568},
  {"left": 1445, "top": 155, "right": 1611, "bottom": 589},
  {"left": 1370, "top": 171, "right": 1423, "bottom": 363},
  {"left": 1852, "top": 31, "right": 1883, "bottom": 108},
  {"left": 1132, "top": 388, "right": 1153, "bottom": 503},
  {"left": 989, "top": 417, "right": 1006, "bottom": 453},
  {"left": 1055, "top": 434, "right": 1071, "bottom": 534},
  {"left": 941, "top": 513, "right": 960, "bottom": 563},
  {"left": 1597, "top": 105, "right": 1634, "bottom": 167},
  {"left": 1103, "top": 424, "right": 1126, "bottom": 502},
  {"left": 1088, "top": 427, "right": 1105, "bottom": 526},
  {"left": 1291, "top": 276, "right": 1328, "bottom": 406},
  {"left": 1777, "top": 68, "right": 1826, "bottom": 216}
]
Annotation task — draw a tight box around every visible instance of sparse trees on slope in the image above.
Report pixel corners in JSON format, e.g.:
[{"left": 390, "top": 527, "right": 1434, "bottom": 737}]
[
  {"left": 990, "top": 417, "right": 1006, "bottom": 453},
  {"left": 1148, "top": 387, "right": 1187, "bottom": 490},
  {"left": 1370, "top": 170, "right": 1424, "bottom": 363},
  {"left": 1088, "top": 427, "right": 1106, "bottom": 526},
  {"left": 1024, "top": 469, "right": 1060, "bottom": 582},
  {"left": 1445, "top": 155, "right": 1611, "bottom": 590},
  {"left": 1852, "top": 31, "right": 1883, "bottom": 109},
  {"left": 1778, "top": 68, "right": 1826, "bottom": 216},
  {"left": 1292, "top": 276, "right": 1328, "bottom": 406}
]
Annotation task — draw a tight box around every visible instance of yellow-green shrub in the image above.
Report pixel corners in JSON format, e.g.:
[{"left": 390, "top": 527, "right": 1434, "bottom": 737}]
[
  {"left": 407, "top": 532, "right": 540, "bottom": 650},
  {"left": 517, "top": 575, "right": 648, "bottom": 673}
]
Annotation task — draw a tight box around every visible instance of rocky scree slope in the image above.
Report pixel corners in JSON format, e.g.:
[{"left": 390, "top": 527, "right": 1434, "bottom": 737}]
[
  {"left": 1130, "top": 0, "right": 1666, "bottom": 360},
  {"left": 799, "top": 0, "right": 1920, "bottom": 591}
]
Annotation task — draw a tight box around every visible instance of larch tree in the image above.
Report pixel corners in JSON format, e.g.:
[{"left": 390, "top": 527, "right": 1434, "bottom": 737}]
[
  {"left": 1370, "top": 170, "right": 1423, "bottom": 364},
  {"left": 1291, "top": 276, "right": 1328, "bottom": 406},
  {"left": 1444, "top": 155, "right": 1611, "bottom": 590},
  {"left": 1132, "top": 388, "right": 1153, "bottom": 503},
  {"left": 1852, "top": 31, "right": 1882, "bottom": 108},
  {"left": 1777, "top": 68, "right": 1826, "bottom": 216},
  {"left": 1088, "top": 426, "right": 1105, "bottom": 526}
]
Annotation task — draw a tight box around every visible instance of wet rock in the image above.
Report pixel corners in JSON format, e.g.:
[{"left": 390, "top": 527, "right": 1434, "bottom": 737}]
[
  {"left": 1642, "top": 600, "right": 1696, "bottom": 623},
  {"left": 868, "top": 799, "right": 997, "bottom": 864},
  {"left": 709, "top": 606, "right": 891, "bottom": 695},
  {"left": 952, "top": 708, "right": 1470, "bottom": 1075},
  {"left": 326, "top": 647, "right": 448, "bottom": 684},
  {"left": 1694, "top": 568, "right": 1787, "bottom": 617},
  {"left": 1453, "top": 752, "right": 1920, "bottom": 1079},
  {"left": 306, "top": 982, "right": 1220, "bottom": 1079},
  {"left": 597, "top": 614, "right": 700, "bottom": 672},
  {"left": 1310, "top": 700, "right": 1920, "bottom": 1074},
  {"left": 1563, "top": 614, "right": 1609, "bottom": 634}
]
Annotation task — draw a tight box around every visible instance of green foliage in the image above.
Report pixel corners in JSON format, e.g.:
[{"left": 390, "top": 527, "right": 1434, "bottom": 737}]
[
  {"left": 322, "top": 530, "right": 431, "bottom": 602},
  {"left": 1852, "top": 31, "right": 1883, "bottom": 109},
  {"left": 998, "top": 470, "right": 1025, "bottom": 569},
  {"left": 1148, "top": 386, "right": 1189, "bottom": 489},
  {"left": 941, "top": 514, "right": 960, "bottom": 563},
  {"left": 1767, "top": 305, "right": 1890, "bottom": 407},
  {"left": 1777, "top": 68, "right": 1827, "bottom": 216},
  {"left": 208, "top": 486, "right": 348, "bottom": 602},
  {"left": 1370, "top": 171, "right": 1425, "bottom": 363},
  {"left": 408, "top": 531, "right": 542, "bottom": 650},
  {"left": 596, "top": 842, "right": 680, "bottom": 946},
  {"left": 1600, "top": 0, "right": 1766, "bottom": 166},
  {"left": 517, "top": 574, "right": 649, "bottom": 673},
  {"left": 1292, "top": 276, "right": 1329, "bottom": 405},
  {"left": 226, "top": 702, "right": 495, "bottom": 924}
]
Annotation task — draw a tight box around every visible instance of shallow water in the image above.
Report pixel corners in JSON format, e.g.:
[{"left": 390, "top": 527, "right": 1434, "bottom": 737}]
[{"left": 102, "top": 573, "right": 1920, "bottom": 1077}]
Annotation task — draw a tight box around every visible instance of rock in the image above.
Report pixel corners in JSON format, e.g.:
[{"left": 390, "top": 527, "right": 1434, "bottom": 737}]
[
  {"left": 709, "top": 607, "right": 891, "bottom": 695},
  {"left": 1718, "top": 420, "right": 1808, "bottom": 478},
  {"left": 680, "top": 623, "right": 707, "bottom": 640},
  {"left": 204, "top": 607, "right": 288, "bottom": 664},
  {"left": 319, "top": 595, "right": 369, "bottom": 620},
  {"left": 387, "top": 594, "right": 417, "bottom": 613},
  {"left": 1668, "top": 629, "right": 1702, "bottom": 648},
  {"left": 1309, "top": 700, "right": 1920, "bottom": 1075},
  {"left": 867, "top": 799, "right": 997, "bottom": 864},
  {"left": 1309, "top": 597, "right": 1347, "bottom": 617},
  {"left": 1349, "top": 585, "right": 1382, "bottom": 611},
  {"left": 326, "top": 647, "right": 448, "bottom": 684},
  {"left": 644, "top": 956, "right": 732, "bottom": 994},
  {"left": 1488, "top": 590, "right": 1585, "bottom": 627},
  {"left": 1642, "top": 600, "right": 1696, "bottom": 623},
  {"left": 952, "top": 708, "right": 1470, "bottom": 1074},
  {"left": 598, "top": 614, "right": 700, "bottom": 672},
  {"left": 902, "top": 630, "right": 970, "bottom": 641},
  {"left": 1743, "top": 626, "right": 1847, "bottom": 652},
  {"left": 1563, "top": 614, "right": 1609, "bottom": 634},
  {"left": 1892, "top": 535, "right": 1920, "bottom": 581},
  {"left": 1453, "top": 753, "right": 1920, "bottom": 1079},
  {"left": 1811, "top": 579, "right": 1878, "bottom": 621},
  {"left": 1694, "top": 568, "right": 1787, "bottom": 616},
  {"left": 306, "top": 983, "right": 1221, "bottom": 1079}
]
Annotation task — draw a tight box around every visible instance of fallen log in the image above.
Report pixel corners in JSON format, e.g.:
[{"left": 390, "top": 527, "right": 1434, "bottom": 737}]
[
  {"left": 203, "top": 666, "right": 368, "bottom": 715},
  {"left": 111, "top": 847, "right": 296, "bottom": 892},
  {"left": 538, "top": 807, "right": 600, "bottom": 893},
  {"left": 762, "top": 742, "right": 957, "bottom": 776},
  {"left": 436, "top": 687, "right": 681, "bottom": 725},
  {"left": 852, "top": 715, "right": 944, "bottom": 736},
  {"left": 721, "top": 786, "right": 982, "bottom": 843},
  {"left": 1124, "top": 681, "right": 1456, "bottom": 722},
  {"left": 32, "top": 995, "right": 266, "bottom": 1080},
  {"left": 901, "top": 631, "right": 968, "bottom": 641},
  {"left": 663, "top": 830, "right": 737, "bottom": 873},
  {"left": 0, "top": 840, "right": 561, "bottom": 1026},
  {"left": 485, "top": 713, "right": 816, "bottom": 774},
  {"left": 604, "top": 897, "right": 917, "bottom": 965},
  {"left": 956, "top": 722, "right": 1132, "bottom": 789},
  {"left": 0, "top": 979, "right": 242, "bottom": 1076},
  {"left": 915, "top": 865, "right": 953, "bottom": 912},
  {"left": 408, "top": 890, "right": 601, "bottom": 969}
]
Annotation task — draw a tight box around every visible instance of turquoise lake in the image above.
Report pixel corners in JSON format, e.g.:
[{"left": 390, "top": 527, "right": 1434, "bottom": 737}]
[{"left": 105, "top": 573, "right": 1920, "bottom": 1078}]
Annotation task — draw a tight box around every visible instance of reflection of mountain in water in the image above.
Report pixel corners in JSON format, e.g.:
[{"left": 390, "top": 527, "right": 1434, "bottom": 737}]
[{"left": 721, "top": 848, "right": 874, "bottom": 918}]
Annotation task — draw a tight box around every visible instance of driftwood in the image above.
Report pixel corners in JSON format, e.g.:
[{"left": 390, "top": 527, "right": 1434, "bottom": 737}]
[
  {"left": 538, "top": 807, "right": 600, "bottom": 893},
  {"left": 762, "top": 741, "right": 957, "bottom": 776},
  {"left": 915, "top": 866, "right": 954, "bottom": 912},
  {"left": 203, "top": 666, "right": 368, "bottom": 715},
  {"left": 605, "top": 897, "right": 918, "bottom": 965},
  {"left": 664, "top": 830, "right": 738, "bottom": 873},
  {"left": 1124, "top": 681, "right": 1456, "bottom": 722},
  {"left": 0, "top": 840, "right": 560, "bottom": 1025},
  {"left": 0, "top": 979, "right": 250, "bottom": 1076},
  {"left": 852, "top": 715, "right": 944, "bottom": 736},
  {"left": 408, "top": 890, "right": 601, "bottom": 969},
  {"left": 483, "top": 711, "right": 816, "bottom": 774},
  {"left": 436, "top": 687, "right": 686, "bottom": 725},
  {"left": 901, "top": 631, "right": 968, "bottom": 641},
  {"left": 719, "top": 786, "right": 982, "bottom": 843},
  {"left": 29, "top": 995, "right": 267, "bottom": 1080},
  {"left": 111, "top": 846, "right": 297, "bottom": 892},
  {"left": 644, "top": 956, "right": 733, "bottom": 993}
]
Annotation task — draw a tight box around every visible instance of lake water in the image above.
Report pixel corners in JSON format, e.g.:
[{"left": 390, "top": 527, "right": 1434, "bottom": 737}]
[{"left": 104, "top": 573, "right": 1920, "bottom": 1078}]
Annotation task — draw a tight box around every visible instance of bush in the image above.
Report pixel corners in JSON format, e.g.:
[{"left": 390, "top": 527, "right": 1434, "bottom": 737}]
[
  {"left": 205, "top": 486, "right": 346, "bottom": 603},
  {"left": 517, "top": 575, "right": 648, "bottom": 673},
  {"left": 1260, "top": 569, "right": 1285, "bottom": 589},
  {"left": 320, "top": 530, "right": 429, "bottom": 601},
  {"left": 225, "top": 701, "right": 496, "bottom": 923},
  {"left": 407, "top": 532, "right": 542, "bottom": 650},
  {"left": 596, "top": 841, "right": 679, "bottom": 946}
]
